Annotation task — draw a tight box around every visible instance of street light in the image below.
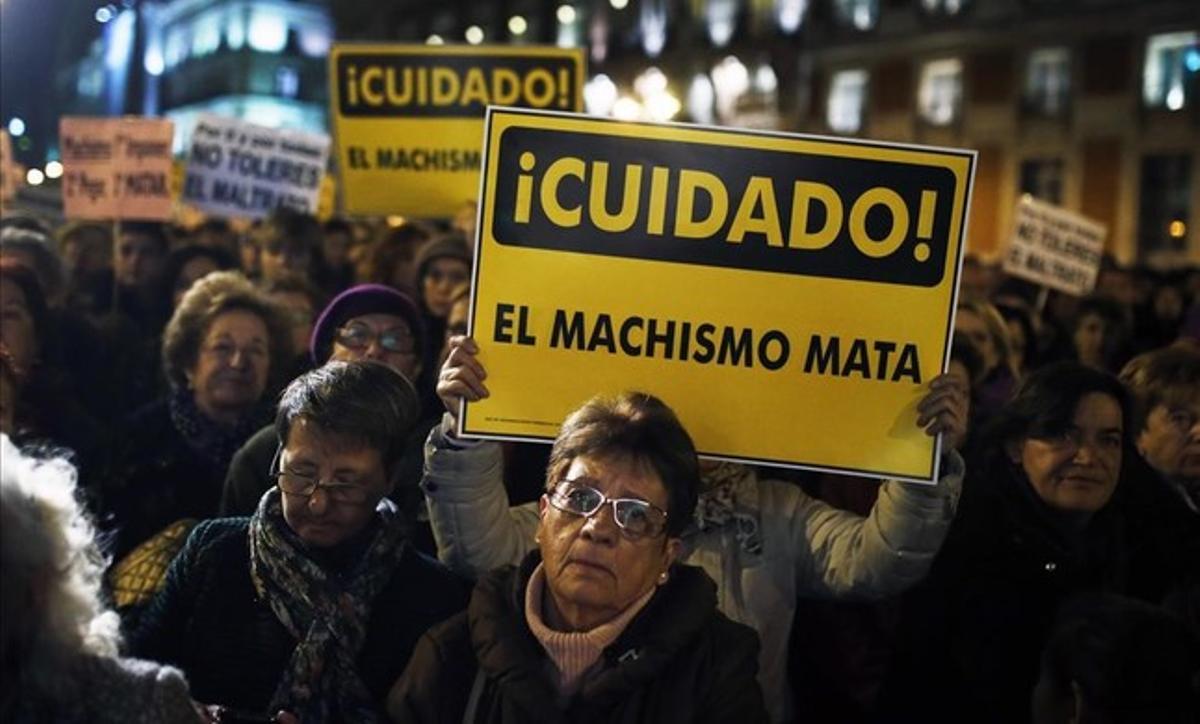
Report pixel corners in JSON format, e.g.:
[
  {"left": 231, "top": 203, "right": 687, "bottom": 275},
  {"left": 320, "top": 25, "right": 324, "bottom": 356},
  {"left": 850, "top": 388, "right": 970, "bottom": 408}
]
[
  {"left": 45, "top": 161, "right": 64, "bottom": 180},
  {"left": 557, "top": 5, "right": 577, "bottom": 25},
  {"left": 7, "top": 117, "right": 25, "bottom": 137},
  {"left": 508, "top": 16, "right": 527, "bottom": 36},
  {"left": 465, "top": 25, "right": 484, "bottom": 44},
  {"left": 26, "top": 168, "right": 45, "bottom": 186}
]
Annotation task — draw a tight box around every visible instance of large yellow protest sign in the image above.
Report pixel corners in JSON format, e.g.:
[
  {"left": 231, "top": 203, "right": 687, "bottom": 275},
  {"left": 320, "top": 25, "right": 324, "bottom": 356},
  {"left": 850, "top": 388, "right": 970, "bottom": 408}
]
[
  {"left": 329, "top": 44, "right": 584, "bottom": 218},
  {"left": 462, "top": 109, "right": 975, "bottom": 483}
]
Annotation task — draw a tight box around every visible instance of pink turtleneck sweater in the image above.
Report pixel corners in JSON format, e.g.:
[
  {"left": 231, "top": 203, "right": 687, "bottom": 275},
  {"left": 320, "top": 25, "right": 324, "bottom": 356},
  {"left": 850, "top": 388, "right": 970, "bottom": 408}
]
[{"left": 523, "top": 562, "right": 657, "bottom": 697}]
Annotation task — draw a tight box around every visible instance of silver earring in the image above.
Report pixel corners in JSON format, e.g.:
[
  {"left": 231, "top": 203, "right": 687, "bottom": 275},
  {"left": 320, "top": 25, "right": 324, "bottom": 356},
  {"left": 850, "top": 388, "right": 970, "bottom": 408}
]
[{"left": 657, "top": 571, "right": 669, "bottom": 585}]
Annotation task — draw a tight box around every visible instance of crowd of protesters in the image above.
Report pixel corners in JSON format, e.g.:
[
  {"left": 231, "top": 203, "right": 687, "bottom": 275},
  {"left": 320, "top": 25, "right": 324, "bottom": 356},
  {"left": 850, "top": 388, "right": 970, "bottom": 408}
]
[{"left": 1, "top": 204, "right": 1198, "bottom": 723}]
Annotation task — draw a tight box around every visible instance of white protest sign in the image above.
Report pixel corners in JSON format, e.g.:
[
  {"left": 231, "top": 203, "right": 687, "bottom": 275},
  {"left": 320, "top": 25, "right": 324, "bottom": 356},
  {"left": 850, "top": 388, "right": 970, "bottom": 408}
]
[
  {"left": 59, "top": 117, "right": 174, "bottom": 220},
  {"left": 182, "top": 114, "right": 329, "bottom": 220},
  {"left": 1003, "top": 196, "right": 1106, "bottom": 296}
]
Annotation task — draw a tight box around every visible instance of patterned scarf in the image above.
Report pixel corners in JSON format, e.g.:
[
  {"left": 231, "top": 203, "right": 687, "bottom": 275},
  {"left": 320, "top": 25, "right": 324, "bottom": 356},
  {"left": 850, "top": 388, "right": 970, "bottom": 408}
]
[
  {"left": 248, "top": 489, "right": 406, "bottom": 722},
  {"left": 167, "top": 387, "right": 267, "bottom": 470},
  {"left": 693, "top": 462, "right": 763, "bottom": 555}
]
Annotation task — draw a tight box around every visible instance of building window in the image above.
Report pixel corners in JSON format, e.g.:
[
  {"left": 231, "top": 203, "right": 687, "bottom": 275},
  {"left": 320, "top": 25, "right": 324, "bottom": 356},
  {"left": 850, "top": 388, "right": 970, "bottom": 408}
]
[
  {"left": 827, "top": 69, "right": 868, "bottom": 134},
  {"left": 833, "top": 0, "right": 878, "bottom": 31},
  {"left": 1020, "top": 158, "right": 1064, "bottom": 204},
  {"left": 918, "top": 58, "right": 963, "bottom": 126},
  {"left": 1143, "top": 31, "right": 1199, "bottom": 111},
  {"left": 920, "top": 0, "right": 969, "bottom": 16},
  {"left": 1024, "top": 47, "right": 1070, "bottom": 116},
  {"left": 1138, "top": 154, "right": 1192, "bottom": 256},
  {"left": 275, "top": 66, "right": 300, "bottom": 98}
]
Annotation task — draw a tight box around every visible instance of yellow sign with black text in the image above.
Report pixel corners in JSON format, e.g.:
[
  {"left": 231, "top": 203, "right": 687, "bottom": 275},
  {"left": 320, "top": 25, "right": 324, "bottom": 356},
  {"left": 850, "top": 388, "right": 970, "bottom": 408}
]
[
  {"left": 463, "top": 109, "right": 975, "bottom": 483},
  {"left": 329, "top": 44, "right": 585, "bottom": 218}
]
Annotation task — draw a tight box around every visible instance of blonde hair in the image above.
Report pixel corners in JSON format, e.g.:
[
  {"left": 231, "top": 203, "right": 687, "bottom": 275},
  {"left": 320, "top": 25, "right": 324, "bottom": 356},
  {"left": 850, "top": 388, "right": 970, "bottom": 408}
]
[{"left": 0, "top": 435, "right": 121, "bottom": 675}]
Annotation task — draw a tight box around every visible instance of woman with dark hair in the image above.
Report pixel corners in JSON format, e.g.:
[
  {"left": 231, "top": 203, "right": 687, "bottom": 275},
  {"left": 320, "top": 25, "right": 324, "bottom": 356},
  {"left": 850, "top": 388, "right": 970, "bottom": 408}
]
[
  {"left": 105, "top": 271, "right": 293, "bottom": 560},
  {"left": 1071, "top": 295, "right": 1130, "bottom": 373},
  {"left": 131, "top": 361, "right": 467, "bottom": 722},
  {"left": 882, "top": 362, "right": 1137, "bottom": 724},
  {"left": 389, "top": 391, "right": 769, "bottom": 723},
  {"left": 0, "top": 259, "right": 104, "bottom": 472}
]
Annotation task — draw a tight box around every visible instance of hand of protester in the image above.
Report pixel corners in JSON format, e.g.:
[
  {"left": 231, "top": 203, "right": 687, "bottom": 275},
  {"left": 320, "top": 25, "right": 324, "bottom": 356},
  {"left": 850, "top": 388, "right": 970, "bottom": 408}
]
[
  {"left": 916, "top": 373, "right": 969, "bottom": 452},
  {"left": 274, "top": 712, "right": 299, "bottom": 724},
  {"left": 437, "top": 335, "right": 489, "bottom": 428}
]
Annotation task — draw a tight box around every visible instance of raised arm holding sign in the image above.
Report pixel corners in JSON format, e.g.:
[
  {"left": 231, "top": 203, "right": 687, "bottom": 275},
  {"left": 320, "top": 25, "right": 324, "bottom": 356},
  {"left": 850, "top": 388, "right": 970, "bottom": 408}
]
[{"left": 419, "top": 332, "right": 966, "bottom": 722}]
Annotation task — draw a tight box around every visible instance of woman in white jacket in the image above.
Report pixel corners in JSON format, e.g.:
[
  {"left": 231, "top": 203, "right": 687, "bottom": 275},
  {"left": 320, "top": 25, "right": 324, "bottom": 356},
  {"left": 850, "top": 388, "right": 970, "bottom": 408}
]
[{"left": 422, "top": 336, "right": 968, "bottom": 723}]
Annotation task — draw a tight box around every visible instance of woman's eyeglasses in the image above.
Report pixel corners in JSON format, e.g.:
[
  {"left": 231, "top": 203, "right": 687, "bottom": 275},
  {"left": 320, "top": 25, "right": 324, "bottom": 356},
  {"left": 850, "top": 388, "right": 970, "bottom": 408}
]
[
  {"left": 334, "top": 322, "right": 415, "bottom": 354},
  {"left": 270, "top": 446, "right": 375, "bottom": 505},
  {"left": 548, "top": 479, "right": 668, "bottom": 539}
]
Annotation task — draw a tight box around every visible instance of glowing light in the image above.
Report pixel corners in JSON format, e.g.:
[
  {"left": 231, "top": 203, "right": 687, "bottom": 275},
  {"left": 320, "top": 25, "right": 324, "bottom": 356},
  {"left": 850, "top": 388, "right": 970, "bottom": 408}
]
[
  {"left": 584, "top": 74, "right": 618, "bottom": 116},
  {"left": 144, "top": 35, "right": 164, "bottom": 75},
  {"left": 25, "top": 168, "right": 44, "bottom": 186},
  {"left": 299, "top": 29, "right": 331, "bottom": 57},
  {"left": 386, "top": 215, "right": 407, "bottom": 228},
  {"left": 687, "top": 73, "right": 716, "bottom": 124},
  {"left": 639, "top": 0, "right": 668, "bottom": 58},
  {"left": 557, "top": 5, "right": 577, "bottom": 24},
  {"left": 612, "top": 96, "right": 642, "bottom": 121},
  {"left": 105, "top": 9, "right": 134, "bottom": 70},
  {"left": 248, "top": 11, "right": 287, "bottom": 53},
  {"left": 508, "top": 15, "right": 528, "bottom": 36},
  {"left": 776, "top": 0, "right": 808, "bottom": 33},
  {"left": 754, "top": 63, "right": 778, "bottom": 93},
  {"left": 7, "top": 118, "right": 25, "bottom": 137},
  {"left": 634, "top": 67, "right": 668, "bottom": 98},
  {"left": 611, "top": 0, "right": 629, "bottom": 9},
  {"left": 1187, "top": 48, "right": 1200, "bottom": 73},
  {"left": 705, "top": 0, "right": 738, "bottom": 47},
  {"left": 1166, "top": 85, "right": 1184, "bottom": 111},
  {"left": 95, "top": 6, "right": 112, "bottom": 23},
  {"left": 1168, "top": 220, "right": 1187, "bottom": 239},
  {"left": 44, "top": 161, "right": 63, "bottom": 179},
  {"left": 645, "top": 90, "right": 681, "bottom": 121},
  {"left": 426, "top": 34, "right": 444, "bottom": 45},
  {"left": 465, "top": 25, "right": 484, "bottom": 45}
]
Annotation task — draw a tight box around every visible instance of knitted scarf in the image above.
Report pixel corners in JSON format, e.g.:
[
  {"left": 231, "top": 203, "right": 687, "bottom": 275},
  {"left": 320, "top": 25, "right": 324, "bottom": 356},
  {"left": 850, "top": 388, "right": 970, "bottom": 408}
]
[
  {"left": 167, "top": 388, "right": 267, "bottom": 470},
  {"left": 693, "top": 462, "right": 763, "bottom": 555},
  {"left": 248, "top": 489, "right": 406, "bottom": 722}
]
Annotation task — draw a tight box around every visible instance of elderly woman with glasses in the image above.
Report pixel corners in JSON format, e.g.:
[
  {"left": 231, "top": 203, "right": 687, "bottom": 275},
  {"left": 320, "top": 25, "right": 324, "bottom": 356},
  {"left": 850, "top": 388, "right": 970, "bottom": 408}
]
[
  {"left": 105, "top": 271, "right": 293, "bottom": 561},
  {"left": 395, "top": 336, "right": 966, "bottom": 722},
  {"left": 388, "top": 391, "right": 770, "bottom": 723},
  {"left": 130, "top": 361, "right": 468, "bottom": 722}
]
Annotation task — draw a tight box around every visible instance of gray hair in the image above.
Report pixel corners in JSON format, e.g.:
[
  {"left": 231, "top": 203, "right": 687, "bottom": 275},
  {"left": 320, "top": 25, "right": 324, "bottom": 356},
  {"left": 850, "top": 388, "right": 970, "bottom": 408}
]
[{"left": 0, "top": 435, "right": 121, "bottom": 676}]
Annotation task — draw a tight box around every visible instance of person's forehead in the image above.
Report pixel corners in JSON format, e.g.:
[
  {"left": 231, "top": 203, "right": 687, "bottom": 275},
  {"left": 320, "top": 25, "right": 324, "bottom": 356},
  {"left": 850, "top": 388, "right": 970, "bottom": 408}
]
[
  {"left": 1073, "top": 393, "right": 1123, "bottom": 428},
  {"left": 285, "top": 419, "right": 383, "bottom": 466},
  {"left": 565, "top": 454, "right": 667, "bottom": 503},
  {"left": 1152, "top": 387, "right": 1200, "bottom": 414},
  {"left": 206, "top": 310, "right": 267, "bottom": 338},
  {"left": 428, "top": 257, "right": 468, "bottom": 271}
]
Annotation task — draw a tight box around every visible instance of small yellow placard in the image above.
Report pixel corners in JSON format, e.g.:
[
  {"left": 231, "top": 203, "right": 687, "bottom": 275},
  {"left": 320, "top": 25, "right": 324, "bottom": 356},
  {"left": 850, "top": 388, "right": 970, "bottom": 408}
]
[{"left": 329, "top": 44, "right": 585, "bottom": 218}]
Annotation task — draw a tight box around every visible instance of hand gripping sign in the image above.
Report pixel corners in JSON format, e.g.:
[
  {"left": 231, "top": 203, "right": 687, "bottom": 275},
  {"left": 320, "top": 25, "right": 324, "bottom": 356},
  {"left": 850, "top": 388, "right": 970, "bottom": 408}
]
[
  {"left": 329, "top": 44, "right": 584, "bottom": 218},
  {"left": 462, "top": 109, "right": 976, "bottom": 484}
]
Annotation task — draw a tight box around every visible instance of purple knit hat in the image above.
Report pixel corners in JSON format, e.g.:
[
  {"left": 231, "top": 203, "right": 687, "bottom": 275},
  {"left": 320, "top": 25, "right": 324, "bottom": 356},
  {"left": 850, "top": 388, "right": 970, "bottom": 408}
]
[{"left": 309, "top": 284, "right": 425, "bottom": 365}]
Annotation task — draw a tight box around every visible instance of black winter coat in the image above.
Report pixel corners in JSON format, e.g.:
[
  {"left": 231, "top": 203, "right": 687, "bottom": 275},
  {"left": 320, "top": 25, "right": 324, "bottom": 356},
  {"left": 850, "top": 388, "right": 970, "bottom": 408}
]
[
  {"left": 129, "top": 517, "right": 469, "bottom": 717},
  {"left": 388, "top": 551, "right": 768, "bottom": 724},
  {"left": 878, "top": 458, "right": 1132, "bottom": 724}
]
